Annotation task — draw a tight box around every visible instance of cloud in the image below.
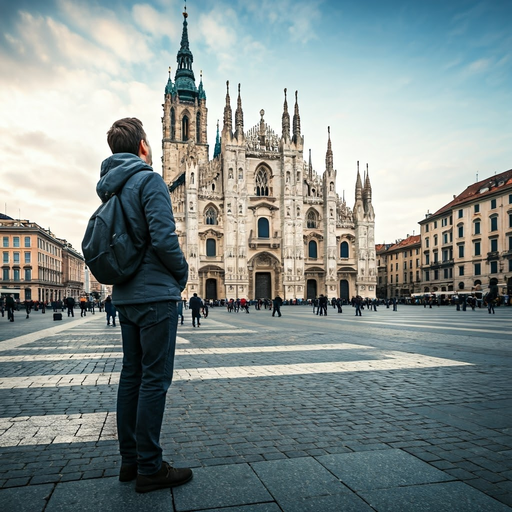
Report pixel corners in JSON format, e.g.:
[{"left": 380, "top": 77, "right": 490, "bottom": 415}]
[
  {"left": 132, "top": 3, "right": 179, "bottom": 39},
  {"left": 467, "top": 58, "right": 491, "bottom": 73}
]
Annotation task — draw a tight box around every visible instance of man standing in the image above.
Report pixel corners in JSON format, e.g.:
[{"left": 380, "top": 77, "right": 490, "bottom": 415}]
[
  {"left": 65, "top": 296, "right": 75, "bottom": 317},
  {"left": 97, "top": 118, "right": 191, "bottom": 493},
  {"left": 189, "top": 293, "right": 202, "bottom": 327}
]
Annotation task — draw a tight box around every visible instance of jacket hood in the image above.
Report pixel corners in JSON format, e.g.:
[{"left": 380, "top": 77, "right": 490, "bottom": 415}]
[{"left": 96, "top": 153, "right": 153, "bottom": 202}]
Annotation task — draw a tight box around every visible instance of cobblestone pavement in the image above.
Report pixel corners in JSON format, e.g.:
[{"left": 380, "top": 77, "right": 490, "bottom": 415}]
[{"left": 0, "top": 304, "right": 511, "bottom": 511}]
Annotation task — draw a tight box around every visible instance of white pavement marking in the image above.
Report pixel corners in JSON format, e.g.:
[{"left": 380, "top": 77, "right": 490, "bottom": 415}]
[
  {"left": 0, "top": 351, "right": 472, "bottom": 389},
  {"left": 0, "top": 315, "right": 100, "bottom": 352},
  {"left": 0, "top": 343, "right": 370, "bottom": 362}
]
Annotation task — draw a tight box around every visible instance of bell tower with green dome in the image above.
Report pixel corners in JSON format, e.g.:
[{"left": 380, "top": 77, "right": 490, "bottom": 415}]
[{"left": 162, "top": 4, "right": 208, "bottom": 184}]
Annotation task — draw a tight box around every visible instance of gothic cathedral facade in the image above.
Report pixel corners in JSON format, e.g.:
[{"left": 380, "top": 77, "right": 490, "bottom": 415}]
[{"left": 163, "top": 11, "right": 377, "bottom": 301}]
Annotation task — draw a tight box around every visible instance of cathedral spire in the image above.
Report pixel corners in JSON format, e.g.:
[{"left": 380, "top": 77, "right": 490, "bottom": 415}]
[
  {"left": 363, "top": 163, "right": 372, "bottom": 203},
  {"left": 223, "top": 80, "right": 232, "bottom": 135},
  {"left": 355, "top": 161, "right": 363, "bottom": 201},
  {"left": 174, "top": 4, "right": 200, "bottom": 102},
  {"left": 308, "top": 148, "right": 313, "bottom": 180},
  {"left": 165, "top": 66, "right": 174, "bottom": 95},
  {"left": 234, "top": 83, "right": 244, "bottom": 139},
  {"left": 213, "top": 119, "right": 221, "bottom": 158},
  {"left": 325, "top": 126, "right": 333, "bottom": 172},
  {"left": 282, "top": 88, "right": 290, "bottom": 141},
  {"left": 292, "top": 90, "right": 301, "bottom": 144}
]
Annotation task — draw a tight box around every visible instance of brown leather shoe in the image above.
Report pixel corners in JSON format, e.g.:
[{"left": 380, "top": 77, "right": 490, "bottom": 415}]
[{"left": 136, "top": 462, "right": 193, "bottom": 493}]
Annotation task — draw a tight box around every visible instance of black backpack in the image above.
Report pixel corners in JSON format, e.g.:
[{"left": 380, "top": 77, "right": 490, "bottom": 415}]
[{"left": 82, "top": 192, "right": 144, "bottom": 285}]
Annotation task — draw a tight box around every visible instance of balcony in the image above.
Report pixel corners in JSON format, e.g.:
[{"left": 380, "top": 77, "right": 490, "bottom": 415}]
[
  {"left": 487, "top": 251, "right": 500, "bottom": 261},
  {"left": 248, "top": 236, "right": 280, "bottom": 250}
]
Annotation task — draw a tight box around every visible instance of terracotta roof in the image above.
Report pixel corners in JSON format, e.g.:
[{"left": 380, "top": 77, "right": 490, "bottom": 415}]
[
  {"left": 428, "top": 168, "right": 512, "bottom": 219},
  {"left": 387, "top": 235, "right": 421, "bottom": 252}
]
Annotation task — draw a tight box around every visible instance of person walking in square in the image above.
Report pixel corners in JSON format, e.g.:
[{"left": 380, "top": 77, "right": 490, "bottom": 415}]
[
  {"left": 66, "top": 296, "right": 75, "bottom": 317},
  {"left": 272, "top": 295, "right": 282, "bottom": 317},
  {"left": 95, "top": 118, "right": 191, "bottom": 493},
  {"left": 6, "top": 294, "right": 15, "bottom": 322}
]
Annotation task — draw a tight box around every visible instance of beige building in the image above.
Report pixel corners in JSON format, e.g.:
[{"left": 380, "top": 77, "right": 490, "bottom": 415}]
[
  {"left": 375, "top": 236, "right": 421, "bottom": 299},
  {"left": 0, "top": 215, "right": 84, "bottom": 302},
  {"left": 163, "top": 10, "right": 377, "bottom": 301},
  {"left": 419, "top": 168, "right": 512, "bottom": 298}
]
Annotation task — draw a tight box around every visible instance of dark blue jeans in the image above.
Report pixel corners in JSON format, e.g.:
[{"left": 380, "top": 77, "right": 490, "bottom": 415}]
[{"left": 116, "top": 301, "right": 177, "bottom": 475}]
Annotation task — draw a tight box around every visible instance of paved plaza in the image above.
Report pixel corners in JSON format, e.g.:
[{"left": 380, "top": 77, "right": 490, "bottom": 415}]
[{"left": 0, "top": 304, "right": 511, "bottom": 511}]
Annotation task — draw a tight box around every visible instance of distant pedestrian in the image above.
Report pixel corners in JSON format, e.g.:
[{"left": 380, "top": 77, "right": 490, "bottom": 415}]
[
  {"left": 272, "top": 295, "right": 283, "bottom": 317},
  {"left": 355, "top": 296, "right": 362, "bottom": 316},
  {"left": 189, "top": 293, "right": 202, "bottom": 327},
  {"left": 66, "top": 296, "right": 75, "bottom": 317},
  {"left": 104, "top": 296, "right": 116, "bottom": 326},
  {"left": 79, "top": 296, "right": 87, "bottom": 317},
  {"left": 6, "top": 294, "right": 15, "bottom": 322},
  {"left": 177, "top": 299, "right": 184, "bottom": 325}
]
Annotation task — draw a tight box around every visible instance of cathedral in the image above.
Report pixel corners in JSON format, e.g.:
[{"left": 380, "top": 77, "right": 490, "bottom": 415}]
[{"left": 163, "top": 9, "right": 377, "bottom": 301}]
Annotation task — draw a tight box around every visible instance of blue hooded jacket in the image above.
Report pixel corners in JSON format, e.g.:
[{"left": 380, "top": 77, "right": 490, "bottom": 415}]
[{"left": 96, "top": 153, "right": 188, "bottom": 305}]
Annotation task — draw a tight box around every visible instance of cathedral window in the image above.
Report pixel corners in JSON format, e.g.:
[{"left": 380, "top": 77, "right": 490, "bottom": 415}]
[
  {"left": 196, "top": 112, "right": 201, "bottom": 142},
  {"left": 182, "top": 115, "right": 189, "bottom": 141},
  {"left": 308, "top": 240, "right": 318, "bottom": 259},
  {"left": 255, "top": 168, "right": 270, "bottom": 196},
  {"left": 239, "top": 168, "right": 243, "bottom": 180},
  {"left": 205, "top": 207, "right": 217, "bottom": 225},
  {"left": 170, "top": 108, "right": 176, "bottom": 140},
  {"left": 190, "top": 172, "right": 194, "bottom": 184},
  {"left": 206, "top": 239, "right": 216, "bottom": 257},
  {"left": 340, "top": 241, "right": 349, "bottom": 258},
  {"left": 306, "top": 210, "right": 318, "bottom": 228},
  {"left": 258, "top": 218, "right": 270, "bottom": 238}
]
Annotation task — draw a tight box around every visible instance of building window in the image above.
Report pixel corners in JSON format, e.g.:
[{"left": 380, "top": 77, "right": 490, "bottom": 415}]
[
  {"left": 340, "top": 241, "right": 349, "bottom": 258},
  {"left": 490, "top": 261, "right": 498, "bottom": 274},
  {"left": 458, "top": 209, "right": 463, "bottom": 218},
  {"left": 491, "top": 198, "right": 497, "bottom": 209},
  {"left": 425, "top": 253, "right": 430, "bottom": 265},
  {"left": 490, "top": 238, "right": 498, "bottom": 252},
  {"left": 390, "top": 275, "right": 393, "bottom": 284},
  {"left": 196, "top": 112, "right": 201, "bottom": 143},
  {"left": 13, "top": 269, "right": 20, "bottom": 281},
  {"left": 474, "top": 204, "right": 480, "bottom": 213},
  {"left": 404, "top": 273, "right": 407, "bottom": 283},
  {"left": 509, "top": 213, "right": 512, "bottom": 229},
  {"left": 509, "top": 194, "right": 512, "bottom": 204},
  {"left": 425, "top": 224, "right": 429, "bottom": 233},
  {"left": 308, "top": 240, "right": 318, "bottom": 259},
  {"left": 458, "top": 265, "right": 464, "bottom": 276},
  {"left": 425, "top": 270, "right": 430, "bottom": 281},
  {"left": 182, "top": 115, "right": 189, "bottom": 141},
  {"left": 206, "top": 239, "right": 216, "bottom": 257},
  {"left": 443, "top": 268, "right": 449, "bottom": 279},
  {"left": 434, "top": 235, "right": 438, "bottom": 246},
  {"left": 205, "top": 207, "right": 217, "bottom": 225},
  {"left": 434, "top": 270, "right": 439, "bottom": 280},
  {"left": 24, "top": 269, "right": 31, "bottom": 281},
  {"left": 24, "top": 252, "right": 31, "bottom": 264},
  {"left": 239, "top": 168, "right": 243, "bottom": 180},
  {"left": 13, "top": 237, "right": 20, "bottom": 248},
  {"left": 24, "top": 236, "right": 31, "bottom": 248},
  {"left": 458, "top": 245, "right": 464, "bottom": 258},
  {"left": 442, "top": 218, "right": 448, "bottom": 227},
  {"left": 433, "top": 251, "right": 438, "bottom": 263},
  {"left": 2, "top": 252, "right": 8, "bottom": 264},
  {"left": 490, "top": 216, "right": 498, "bottom": 232},
  {"left": 474, "top": 241, "right": 481, "bottom": 256},
  {"left": 395, "top": 263, "right": 398, "bottom": 271},
  {"left": 434, "top": 221, "right": 438, "bottom": 228},
  {"left": 307, "top": 210, "right": 318, "bottom": 229},
  {"left": 425, "top": 237, "right": 429, "bottom": 248},
  {"left": 509, "top": 236, "right": 512, "bottom": 252},
  {"left": 255, "top": 168, "right": 270, "bottom": 196},
  {"left": 458, "top": 225, "right": 464, "bottom": 238},
  {"left": 474, "top": 263, "right": 481, "bottom": 275},
  {"left": 2, "top": 236, "right": 7, "bottom": 248},
  {"left": 258, "top": 218, "right": 270, "bottom": 238},
  {"left": 3, "top": 268, "right": 9, "bottom": 280},
  {"left": 474, "top": 221, "right": 481, "bottom": 235},
  {"left": 443, "top": 233, "right": 449, "bottom": 244},
  {"left": 170, "top": 108, "right": 176, "bottom": 140},
  {"left": 13, "top": 252, "right": 20, "bottom": 264}
]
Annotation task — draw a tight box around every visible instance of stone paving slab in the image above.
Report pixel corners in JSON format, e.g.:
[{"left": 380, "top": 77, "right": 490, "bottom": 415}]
[
  {"left": 172, "top": 464, "right": 273, "bottom": 511},
  {"left": 316, "top": 449, "right": 454, "bottom": 490},
  {"left": 0, "top": 483, "right": 53, "bottom": 512},
  {"left": 360, "top": 481, "right": 512, "bottom": 511},
  {"left": 45, "top": 477, "right": 173, "bottom": 512}
]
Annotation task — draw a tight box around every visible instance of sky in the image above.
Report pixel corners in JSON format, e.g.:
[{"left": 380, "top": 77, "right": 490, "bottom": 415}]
[{"left": 1, "top": 0, "right": 511, "bottom": 252}]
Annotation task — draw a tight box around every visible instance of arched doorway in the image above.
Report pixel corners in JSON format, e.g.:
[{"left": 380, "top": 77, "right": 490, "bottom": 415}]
[
  {"left": 340, "top": 280, "right": 349, "bottom": 301},
  {"left": 307, "top": 279, "right": 317, "bottom": 300},
  {"left": 205, "top": 279, "right": 217, "bottom": 300},
  {"left": 255, "top": 272, "right": 272, "bottom": 299}
]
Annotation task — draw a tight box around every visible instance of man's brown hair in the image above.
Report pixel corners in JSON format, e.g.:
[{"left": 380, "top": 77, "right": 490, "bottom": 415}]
[{"left": 107, "top": 118, "right": 147, "bottom": 155}]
